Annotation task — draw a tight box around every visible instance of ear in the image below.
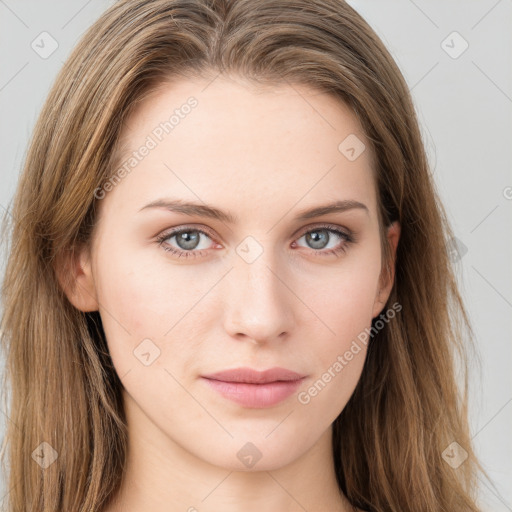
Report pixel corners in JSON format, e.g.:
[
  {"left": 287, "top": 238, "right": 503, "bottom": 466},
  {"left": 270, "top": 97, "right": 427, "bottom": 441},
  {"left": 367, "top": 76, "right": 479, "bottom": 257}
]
[
  {"left": 55, "top": 244, "right": 99, "bottom": 312},
  {"left": 372, "top": 220, "right": 400, "bottom": 318}
]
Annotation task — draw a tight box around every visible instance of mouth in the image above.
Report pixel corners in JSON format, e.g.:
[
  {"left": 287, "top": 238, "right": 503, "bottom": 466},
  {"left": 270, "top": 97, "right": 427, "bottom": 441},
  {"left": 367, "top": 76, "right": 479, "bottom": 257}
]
[{"left": 201, "top": 367, "right": 307, "bottom": 408}]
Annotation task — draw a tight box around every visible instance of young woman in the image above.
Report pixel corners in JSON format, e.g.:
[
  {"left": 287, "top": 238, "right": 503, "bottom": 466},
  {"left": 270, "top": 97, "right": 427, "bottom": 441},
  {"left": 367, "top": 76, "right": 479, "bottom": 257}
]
[{"left": 1, "top": 0, "right": 487, "bottom": 510}]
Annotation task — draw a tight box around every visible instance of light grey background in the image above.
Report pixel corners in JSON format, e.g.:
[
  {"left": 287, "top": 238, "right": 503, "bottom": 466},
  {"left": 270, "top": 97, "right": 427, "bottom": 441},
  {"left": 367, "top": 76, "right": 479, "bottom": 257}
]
[{"left": 1, "top": 0, "right": 511, "bottom": 509}]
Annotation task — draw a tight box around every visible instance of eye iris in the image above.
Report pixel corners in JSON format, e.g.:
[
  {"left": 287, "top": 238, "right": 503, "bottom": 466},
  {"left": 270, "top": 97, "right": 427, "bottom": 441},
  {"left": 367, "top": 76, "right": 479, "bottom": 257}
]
[
  {"left": 306, "top": 229, "right": 329, "bottom": 249},
  {"left": 176, "top": 231, "right": 200, "bottom": 250}
]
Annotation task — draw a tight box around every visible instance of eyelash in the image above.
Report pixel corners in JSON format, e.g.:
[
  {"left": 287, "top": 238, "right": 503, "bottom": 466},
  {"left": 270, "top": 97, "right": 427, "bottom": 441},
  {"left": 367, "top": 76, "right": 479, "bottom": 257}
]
[{"left": 155, "top": 223, "right": 355, "bottom": 259}]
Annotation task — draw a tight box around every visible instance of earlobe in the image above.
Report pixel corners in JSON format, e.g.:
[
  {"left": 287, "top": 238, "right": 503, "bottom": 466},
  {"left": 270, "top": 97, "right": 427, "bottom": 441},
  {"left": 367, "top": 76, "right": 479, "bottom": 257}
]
[
  {"left": 55, "top": 245, "right": 99, "bottom": 312},
  {"left": 372, "top": 221, "right": 401, "bottom": 318}
]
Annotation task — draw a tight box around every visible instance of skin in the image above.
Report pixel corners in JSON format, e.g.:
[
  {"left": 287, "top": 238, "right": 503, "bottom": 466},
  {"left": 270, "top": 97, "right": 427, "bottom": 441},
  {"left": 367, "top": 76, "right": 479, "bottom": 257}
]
[{"left": 63, "top": 74, "right": 400, "bottom": 512}]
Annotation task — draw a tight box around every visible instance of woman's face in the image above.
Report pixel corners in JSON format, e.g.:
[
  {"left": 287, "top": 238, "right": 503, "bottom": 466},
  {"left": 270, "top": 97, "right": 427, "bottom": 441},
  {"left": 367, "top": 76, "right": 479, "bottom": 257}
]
[{"left": 73, "top": 75, "right": 399, "bottom": 471}]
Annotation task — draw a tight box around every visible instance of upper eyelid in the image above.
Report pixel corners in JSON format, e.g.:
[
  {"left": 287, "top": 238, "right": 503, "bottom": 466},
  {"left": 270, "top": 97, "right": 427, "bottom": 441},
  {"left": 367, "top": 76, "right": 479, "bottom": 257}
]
[{"left": 158, "top": 224, "right": 217, "bottom": 241}]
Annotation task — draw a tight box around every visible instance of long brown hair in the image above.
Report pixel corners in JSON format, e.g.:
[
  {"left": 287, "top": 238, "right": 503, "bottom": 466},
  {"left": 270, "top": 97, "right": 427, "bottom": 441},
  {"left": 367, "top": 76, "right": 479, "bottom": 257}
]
[{"left": 1, "top": 0, "right": 487, "bottom": 510}]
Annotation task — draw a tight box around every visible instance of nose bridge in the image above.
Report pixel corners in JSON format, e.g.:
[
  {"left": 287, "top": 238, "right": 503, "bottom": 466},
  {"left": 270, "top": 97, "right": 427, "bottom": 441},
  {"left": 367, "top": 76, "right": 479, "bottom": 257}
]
[{"left": 221, "top": 239, "right": 294, "bottom": 342}]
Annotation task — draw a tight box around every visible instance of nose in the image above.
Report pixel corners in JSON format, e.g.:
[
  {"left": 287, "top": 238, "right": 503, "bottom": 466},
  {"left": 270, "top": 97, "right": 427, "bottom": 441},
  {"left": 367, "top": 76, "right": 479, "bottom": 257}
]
[{"left": 221, "top": 250, "right": 296, "bottom": 345}]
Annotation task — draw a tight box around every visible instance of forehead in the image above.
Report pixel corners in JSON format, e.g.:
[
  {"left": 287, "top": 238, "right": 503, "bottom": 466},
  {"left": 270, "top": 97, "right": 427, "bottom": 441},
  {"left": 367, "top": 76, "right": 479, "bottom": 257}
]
[{"left": 101, "top": 75, "right": 378, "bottom": 224}]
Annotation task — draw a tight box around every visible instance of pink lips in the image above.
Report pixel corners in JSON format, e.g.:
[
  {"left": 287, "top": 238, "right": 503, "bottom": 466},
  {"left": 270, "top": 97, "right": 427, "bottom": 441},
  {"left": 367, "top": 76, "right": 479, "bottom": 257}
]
[{"left": 201, "top": 367, "right": 306, "bottom": 408}]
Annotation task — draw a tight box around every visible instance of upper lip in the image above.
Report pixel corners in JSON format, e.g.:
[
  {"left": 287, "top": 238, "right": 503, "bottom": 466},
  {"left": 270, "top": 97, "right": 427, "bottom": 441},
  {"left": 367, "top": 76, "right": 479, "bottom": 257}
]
[{"left": 202, "top": 367, "right": 306, "bottom": 384}]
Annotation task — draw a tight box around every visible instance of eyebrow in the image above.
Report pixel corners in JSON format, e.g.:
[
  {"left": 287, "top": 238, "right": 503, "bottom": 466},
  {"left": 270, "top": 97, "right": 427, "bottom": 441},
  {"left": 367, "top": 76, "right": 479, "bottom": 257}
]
[{"left": 138, "top": 198, "right": 369, "bottom": 223}]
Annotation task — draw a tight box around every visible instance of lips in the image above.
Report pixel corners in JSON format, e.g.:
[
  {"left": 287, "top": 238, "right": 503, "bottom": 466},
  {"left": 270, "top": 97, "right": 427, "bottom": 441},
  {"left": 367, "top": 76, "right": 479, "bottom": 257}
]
[
  {"left": 201, "top": 367, "right": 306, "bottom": 408},
  {"left": 202, "top": 367, "right": 305, "bottom": 384}
]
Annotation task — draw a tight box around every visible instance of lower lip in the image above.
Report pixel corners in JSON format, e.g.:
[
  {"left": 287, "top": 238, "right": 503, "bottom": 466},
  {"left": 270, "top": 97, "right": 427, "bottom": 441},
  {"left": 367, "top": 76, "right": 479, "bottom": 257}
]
[{"left": 201, "top": 377, "right": 305, "bottom": 408}]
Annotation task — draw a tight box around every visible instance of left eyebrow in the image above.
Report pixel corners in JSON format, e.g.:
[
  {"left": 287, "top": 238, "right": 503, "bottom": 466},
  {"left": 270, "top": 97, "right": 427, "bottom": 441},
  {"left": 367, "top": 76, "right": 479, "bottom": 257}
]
[
  {"left": 295, "top": 199, "right": 369, "bottom": 220},
  {"left": 138, "top": 198, "right": 369, "bottom": 223}
]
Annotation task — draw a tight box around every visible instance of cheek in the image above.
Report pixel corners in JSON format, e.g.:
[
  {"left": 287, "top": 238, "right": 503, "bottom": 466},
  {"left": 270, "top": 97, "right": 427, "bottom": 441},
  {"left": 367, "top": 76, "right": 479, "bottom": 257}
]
[
  {"left": 301, "top": 249, "right": 381, "bottom": 345},
  {"left": 294, "top": 296, "right": 376, "bottom": 425},
  {"left": 294, "top": 249, "right": 381, "bottom": 403},
  {"left": 94, "top": 237, "right": 182, "bottom": 327},
  {"left": 91, "top": 242, "right": 165, "bottom": 369},
  {"left": 92, "top": 239, "right": 215, "bottom": 383}
]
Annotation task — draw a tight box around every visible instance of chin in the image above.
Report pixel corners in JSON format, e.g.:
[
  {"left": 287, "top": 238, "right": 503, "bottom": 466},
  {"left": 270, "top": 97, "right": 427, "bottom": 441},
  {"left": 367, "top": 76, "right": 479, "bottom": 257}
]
[{"left": 192, "top": 437, "right": 302, "bottom": 472}]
